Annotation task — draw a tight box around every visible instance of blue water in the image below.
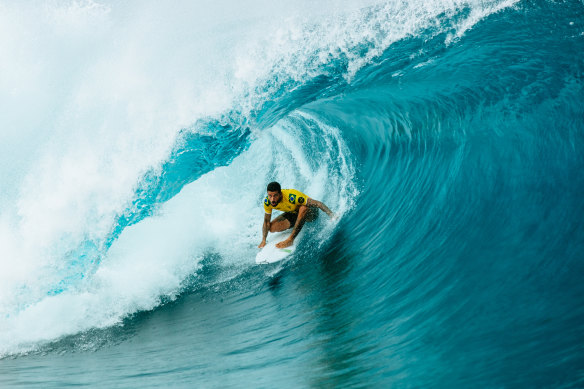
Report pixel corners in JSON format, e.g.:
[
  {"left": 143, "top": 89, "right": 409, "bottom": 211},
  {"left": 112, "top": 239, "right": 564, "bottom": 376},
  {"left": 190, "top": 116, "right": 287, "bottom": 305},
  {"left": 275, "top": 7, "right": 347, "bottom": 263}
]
[{"left": 1, "top": 0, "right": 583, "bottom": 387}]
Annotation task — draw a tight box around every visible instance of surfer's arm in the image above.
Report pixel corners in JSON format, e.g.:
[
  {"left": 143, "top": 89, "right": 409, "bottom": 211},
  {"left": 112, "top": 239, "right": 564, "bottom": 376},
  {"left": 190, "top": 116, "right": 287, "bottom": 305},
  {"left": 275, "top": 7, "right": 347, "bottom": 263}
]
[
  {"left": 259, "top": 213, "right": 271, "bottom": 248},
  {"left": 307, "top": 198, "right": 336, "bottom": 219}
]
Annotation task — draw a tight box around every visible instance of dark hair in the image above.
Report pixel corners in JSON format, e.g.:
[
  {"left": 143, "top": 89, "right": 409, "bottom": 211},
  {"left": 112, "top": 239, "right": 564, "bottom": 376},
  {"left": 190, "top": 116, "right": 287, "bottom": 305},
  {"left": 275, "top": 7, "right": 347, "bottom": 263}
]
[{"left": 267, "top": 181, "right": 281, "bottom": 192}]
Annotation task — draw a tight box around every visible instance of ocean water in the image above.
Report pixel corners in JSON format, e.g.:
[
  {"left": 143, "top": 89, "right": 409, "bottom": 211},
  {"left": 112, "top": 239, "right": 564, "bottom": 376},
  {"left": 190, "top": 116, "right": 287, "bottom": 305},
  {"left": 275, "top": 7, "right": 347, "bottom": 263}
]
[{"left": 1, "top": 0, "right": 583, "bottom": 387}]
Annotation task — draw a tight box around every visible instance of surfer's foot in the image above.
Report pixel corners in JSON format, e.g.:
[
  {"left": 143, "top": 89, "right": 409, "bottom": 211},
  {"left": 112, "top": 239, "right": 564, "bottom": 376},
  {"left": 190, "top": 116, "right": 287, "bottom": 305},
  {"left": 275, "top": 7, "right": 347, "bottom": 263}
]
[{"left": 276, "top": 239, "right": 293, "bottom": 249}]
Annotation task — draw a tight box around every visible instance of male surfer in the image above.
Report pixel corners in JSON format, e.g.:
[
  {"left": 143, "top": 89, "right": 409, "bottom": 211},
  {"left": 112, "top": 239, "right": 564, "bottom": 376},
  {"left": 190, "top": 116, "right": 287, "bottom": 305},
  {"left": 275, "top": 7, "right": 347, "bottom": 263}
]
[{"left": 258, "top": 181, "right": 336, "bottom": 249}]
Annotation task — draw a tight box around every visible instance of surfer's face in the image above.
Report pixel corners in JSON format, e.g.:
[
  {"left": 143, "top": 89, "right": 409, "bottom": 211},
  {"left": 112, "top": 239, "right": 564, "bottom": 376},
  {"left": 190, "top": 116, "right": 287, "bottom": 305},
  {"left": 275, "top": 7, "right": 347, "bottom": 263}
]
[{"left": 267, "top": 190, "right": 282, "bottom": 207}]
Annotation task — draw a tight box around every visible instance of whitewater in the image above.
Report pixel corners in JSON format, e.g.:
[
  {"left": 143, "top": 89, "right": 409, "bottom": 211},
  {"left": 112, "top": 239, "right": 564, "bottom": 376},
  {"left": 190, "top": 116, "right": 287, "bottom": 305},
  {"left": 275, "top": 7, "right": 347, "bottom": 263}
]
[{"left": 1, "top": 0, "right": 583, "bottom": 387}]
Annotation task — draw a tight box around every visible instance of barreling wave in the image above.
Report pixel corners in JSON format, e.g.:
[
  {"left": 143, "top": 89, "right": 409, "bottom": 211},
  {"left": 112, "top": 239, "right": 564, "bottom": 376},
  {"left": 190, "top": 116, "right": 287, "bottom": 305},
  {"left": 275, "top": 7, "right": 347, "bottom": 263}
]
[{"left": 1, "top": 6, "right": 583, "bottom": 387}]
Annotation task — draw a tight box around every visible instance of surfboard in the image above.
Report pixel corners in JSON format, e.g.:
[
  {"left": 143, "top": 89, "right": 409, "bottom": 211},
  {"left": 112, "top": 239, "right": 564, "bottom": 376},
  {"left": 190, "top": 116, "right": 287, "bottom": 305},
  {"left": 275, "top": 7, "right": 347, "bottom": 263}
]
[{"left": 255, "top": 231, "right": 300, "bottom": 264}]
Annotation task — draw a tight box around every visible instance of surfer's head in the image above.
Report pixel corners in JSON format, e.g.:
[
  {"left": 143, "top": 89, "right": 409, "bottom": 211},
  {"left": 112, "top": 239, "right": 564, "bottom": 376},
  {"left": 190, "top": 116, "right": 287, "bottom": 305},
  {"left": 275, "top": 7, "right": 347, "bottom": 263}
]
[{"left": 267, "top": 181, "right": 282, "bottom": 207}]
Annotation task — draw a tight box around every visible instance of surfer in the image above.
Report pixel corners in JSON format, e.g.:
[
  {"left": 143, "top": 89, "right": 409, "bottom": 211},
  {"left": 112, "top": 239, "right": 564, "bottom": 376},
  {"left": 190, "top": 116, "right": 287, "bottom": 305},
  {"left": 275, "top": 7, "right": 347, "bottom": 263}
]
[{"left": 258, "top": 181, "right": 336, "bottom": 249}]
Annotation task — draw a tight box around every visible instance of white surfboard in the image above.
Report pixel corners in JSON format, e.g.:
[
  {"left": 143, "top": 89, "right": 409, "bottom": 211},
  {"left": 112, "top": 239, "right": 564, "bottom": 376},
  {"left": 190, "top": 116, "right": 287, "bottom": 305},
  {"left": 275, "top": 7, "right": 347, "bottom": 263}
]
[{"left": 255, "top": 231, "right": 301, "bottom": 264}]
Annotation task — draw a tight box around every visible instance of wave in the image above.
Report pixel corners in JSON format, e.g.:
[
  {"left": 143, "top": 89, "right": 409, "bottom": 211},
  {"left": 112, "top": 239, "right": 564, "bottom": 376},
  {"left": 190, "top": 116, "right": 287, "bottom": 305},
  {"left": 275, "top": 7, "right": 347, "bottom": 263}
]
[{"left": 1, "top": 0, "right": 582, "bottom": 366}]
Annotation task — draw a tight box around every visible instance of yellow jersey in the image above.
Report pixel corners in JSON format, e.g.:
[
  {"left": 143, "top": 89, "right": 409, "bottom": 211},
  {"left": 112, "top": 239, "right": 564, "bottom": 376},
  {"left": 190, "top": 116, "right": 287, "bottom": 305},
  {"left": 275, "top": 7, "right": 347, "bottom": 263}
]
[{"left": 263, "top": 189, "right": 309, "bottom": 215}]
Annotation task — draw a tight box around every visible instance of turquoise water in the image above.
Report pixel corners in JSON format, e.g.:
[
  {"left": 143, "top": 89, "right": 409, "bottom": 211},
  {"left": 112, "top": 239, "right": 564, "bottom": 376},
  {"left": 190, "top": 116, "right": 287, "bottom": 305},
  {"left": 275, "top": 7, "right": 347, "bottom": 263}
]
[{"left": 1, "top": 0, "right": 583, "bottom": 387}]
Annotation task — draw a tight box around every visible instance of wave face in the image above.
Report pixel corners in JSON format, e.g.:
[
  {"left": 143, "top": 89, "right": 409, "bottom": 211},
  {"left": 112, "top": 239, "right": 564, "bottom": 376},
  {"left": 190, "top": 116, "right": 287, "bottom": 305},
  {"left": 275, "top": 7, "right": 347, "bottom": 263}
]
[{"left": 1, "top": 0, "right": 583, "bottom": 387}]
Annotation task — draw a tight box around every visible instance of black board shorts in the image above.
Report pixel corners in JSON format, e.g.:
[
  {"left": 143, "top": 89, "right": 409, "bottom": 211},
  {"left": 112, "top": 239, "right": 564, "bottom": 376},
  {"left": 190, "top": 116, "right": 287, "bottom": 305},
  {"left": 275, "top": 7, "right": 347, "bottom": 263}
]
[
  {"left": 281, "top": 208, "right": 318, "bottom": 226},
  {"left": 282, "top": 212, "right": 299, "bottom": 225}
]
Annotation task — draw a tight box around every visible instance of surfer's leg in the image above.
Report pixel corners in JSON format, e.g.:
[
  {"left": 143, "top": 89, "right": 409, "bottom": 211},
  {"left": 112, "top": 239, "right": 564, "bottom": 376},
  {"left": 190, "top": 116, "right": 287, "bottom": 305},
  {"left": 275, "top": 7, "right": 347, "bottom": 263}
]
[
  {"left": 275, "top": 208, "right": 309, "bottom": 249},
  {"left": 297, "top": 206, "right": 310, "bottom": 227},
  {"left": 269, "top": 214, "right": 292, "bottom": 232},
  {"left": 305, "top": 207, "right": 319, "bottom": 222}
]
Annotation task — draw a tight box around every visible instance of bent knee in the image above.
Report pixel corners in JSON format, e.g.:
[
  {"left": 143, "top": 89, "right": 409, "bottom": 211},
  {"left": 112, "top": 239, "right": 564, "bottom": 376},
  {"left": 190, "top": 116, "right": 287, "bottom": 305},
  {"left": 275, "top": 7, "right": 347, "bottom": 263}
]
[{"left": 298, "top": 205, "right": 309, "bottom": 216}]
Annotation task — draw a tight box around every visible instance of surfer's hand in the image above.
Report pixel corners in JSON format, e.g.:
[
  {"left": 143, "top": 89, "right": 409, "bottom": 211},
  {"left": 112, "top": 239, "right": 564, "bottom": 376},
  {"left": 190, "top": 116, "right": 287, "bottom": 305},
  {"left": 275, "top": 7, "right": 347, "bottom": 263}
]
[
  {"left": 276, "top": 239, "right": 293, "bottom": 249},
  {"left": 258, "top": 241, "right": 266, "bottom": 249}
]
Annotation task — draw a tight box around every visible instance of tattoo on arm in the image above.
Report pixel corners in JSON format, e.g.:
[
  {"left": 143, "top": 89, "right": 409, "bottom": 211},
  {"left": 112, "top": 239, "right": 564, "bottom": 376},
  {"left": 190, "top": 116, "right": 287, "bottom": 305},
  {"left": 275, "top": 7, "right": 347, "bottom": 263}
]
[
  {"left": 262, "top": 214, "right": 271, "bottom": 240},
  {"left": 307, "top": 198, "right": 335, "bottom": 218}
]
